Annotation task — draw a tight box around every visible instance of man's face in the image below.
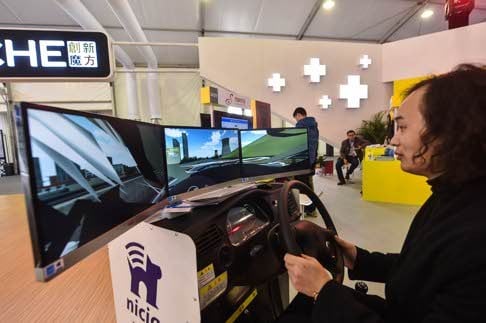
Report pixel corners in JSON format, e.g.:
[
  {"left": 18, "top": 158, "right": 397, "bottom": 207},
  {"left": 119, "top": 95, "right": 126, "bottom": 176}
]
[
  {"left": 390, "top": 88, "right": 435, "bottom": 178},
  {"left": 347, "top": 132, "right": 356, "bottom": 141},
  {"left": 294, "top": 113, "right": 304, "bottom": 122}
]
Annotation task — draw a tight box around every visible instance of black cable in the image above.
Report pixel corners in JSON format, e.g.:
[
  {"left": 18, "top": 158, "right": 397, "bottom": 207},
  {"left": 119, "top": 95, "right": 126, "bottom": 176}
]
[{"left": 349, "top": 5, "right": 417, "bottom": 39}]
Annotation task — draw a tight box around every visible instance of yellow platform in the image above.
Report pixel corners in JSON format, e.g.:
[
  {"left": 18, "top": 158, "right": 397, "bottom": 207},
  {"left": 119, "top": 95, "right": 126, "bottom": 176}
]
[{"left": 362, "top": 147, "right": 431, "bottom": 206}]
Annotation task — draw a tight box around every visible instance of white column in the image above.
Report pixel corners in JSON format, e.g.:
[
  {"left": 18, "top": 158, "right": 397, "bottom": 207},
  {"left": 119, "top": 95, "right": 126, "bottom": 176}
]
[
  {"left": 125, "top": 72, "right": 140, "bottom": 120},
  {"left": 147, "top": 71, "right": 161, "bottom": 124}
]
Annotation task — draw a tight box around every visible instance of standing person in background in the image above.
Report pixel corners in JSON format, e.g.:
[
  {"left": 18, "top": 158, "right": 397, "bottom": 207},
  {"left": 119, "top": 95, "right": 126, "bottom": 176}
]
[
  {"left": 293, "top": 107, "right": 319, "bottom": 217},
  {"left": 335, "top": 130, "right": 369, "bottom": 185}
]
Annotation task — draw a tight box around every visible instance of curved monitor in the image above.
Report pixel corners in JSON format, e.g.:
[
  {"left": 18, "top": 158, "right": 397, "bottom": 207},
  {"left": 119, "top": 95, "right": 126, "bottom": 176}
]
[
  {"left": 0, "top": 129, "right": 5, "bottom": 161},
  {"left": 240, "top": 128, "right": 311, "bottom": 180},
  {"left": 164, "top": 127, "right": 241, "bottom": 197},
  {"left": 15, "top": 102, "right": 167, "bottom": 281}
]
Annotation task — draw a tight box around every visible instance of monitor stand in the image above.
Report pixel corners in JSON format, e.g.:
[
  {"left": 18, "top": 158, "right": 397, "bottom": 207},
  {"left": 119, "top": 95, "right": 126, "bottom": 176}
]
[{"left": 185, "top": 182, "right": 257, "bottom": 203}]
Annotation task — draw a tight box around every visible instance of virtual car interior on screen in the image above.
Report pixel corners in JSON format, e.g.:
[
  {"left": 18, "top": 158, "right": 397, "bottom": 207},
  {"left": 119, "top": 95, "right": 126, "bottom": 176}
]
[
  {"left": 240, "top": 128, "right": 310, "bottom": 177},
  {"left": 26, "top": 108, "right": 166, "bottom": 265},
  {"left": 165, "top": 128, "right": 240, "bottom": 196}
]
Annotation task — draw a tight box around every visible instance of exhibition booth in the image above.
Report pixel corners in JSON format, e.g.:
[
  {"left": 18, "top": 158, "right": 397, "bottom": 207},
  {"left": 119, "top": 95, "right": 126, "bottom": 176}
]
[
  {"left": 362, "top": 76, "right": 431, "bottom": 206},
  {"left": 1, "top": 9, "right": 486, "bottom": 323},
  {"left": 198, "top": 23, "right": 486, "bottom": 207},
  {"left": 362, "top": 146, "right": 431, "bottom": 205},
  {"left": 200, "top": 84, "right": 273, "bottom": 129}
]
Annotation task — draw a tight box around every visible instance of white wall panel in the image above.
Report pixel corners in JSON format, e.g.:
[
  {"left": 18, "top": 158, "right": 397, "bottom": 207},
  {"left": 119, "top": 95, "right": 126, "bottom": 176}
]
[
  {"left": 9, "top": 82, "right": 112, "bottom": 111},
  {"left": 114, "top": 70, "right": 202, "bottom": 125},
  {"left": 383, "top": 22, "right": 486, "bottom": 82},
  {"left": 199, "top": 37, "right": 391, "bottom": 147}
]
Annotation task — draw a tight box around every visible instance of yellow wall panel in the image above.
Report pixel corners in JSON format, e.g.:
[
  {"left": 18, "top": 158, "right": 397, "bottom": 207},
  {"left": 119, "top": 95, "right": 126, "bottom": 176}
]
[
  {"left": 200, "top": 86, "right": 211, "bottom": 104},
  {"left": 391, "top": 76, "right": 428, "bottom": 107},
  {"left": 362, "top": 147, "right": 431, "bottom": 206}
]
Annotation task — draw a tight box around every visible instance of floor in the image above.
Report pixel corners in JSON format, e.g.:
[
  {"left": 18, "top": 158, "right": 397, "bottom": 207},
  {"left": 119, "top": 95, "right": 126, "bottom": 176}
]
[
  {"left": 0, "top": 175, "right": 22, "bottom": 195},
  {"left": 0, "top": 172, "right": 418, "bottom": 300}
]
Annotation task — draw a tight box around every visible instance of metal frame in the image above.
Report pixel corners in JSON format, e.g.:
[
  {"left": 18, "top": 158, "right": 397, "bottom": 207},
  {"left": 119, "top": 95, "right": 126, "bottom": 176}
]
[
  {"left": 0, "top": 24, "right": 381, "bottom": 44},
  {"left": 296, "top": 0, "right": 324, "bottom": 40},
  {"left": 113, "top": 40, "right": 197, "bottom": 47},
  {"left": 379, "top": 0, "right": 429, "bottom": 44},
  {"left": 1, "top": 0, "right": 486, "bottom": 48}
]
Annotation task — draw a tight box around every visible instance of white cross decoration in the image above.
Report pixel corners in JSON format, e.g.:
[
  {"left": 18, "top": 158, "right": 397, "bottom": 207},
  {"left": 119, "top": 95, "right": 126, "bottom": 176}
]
[
  {"left": 267, "top": 73, "right": 286, "bottom": 92},
  {"left": 304, "top": 58, "right": 326, "bottom": 83},
  {"left": 339, "top": 75, "right": 368, "bottom": 108},
  {"left": 359, "top": 55, "right": 372, "bottom": 69},
  {"left": 319, "top": 95, "right": 332, "bottom": 109}
]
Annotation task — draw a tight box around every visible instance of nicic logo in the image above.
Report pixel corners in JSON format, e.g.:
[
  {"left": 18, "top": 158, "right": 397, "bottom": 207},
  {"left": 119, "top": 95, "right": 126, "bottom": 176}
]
[
  {"left": 125, "top": 242, "right": 162, "bottom": 323},
  {"left": 0, "top": 39, "right": 98, "bottom": 68}
]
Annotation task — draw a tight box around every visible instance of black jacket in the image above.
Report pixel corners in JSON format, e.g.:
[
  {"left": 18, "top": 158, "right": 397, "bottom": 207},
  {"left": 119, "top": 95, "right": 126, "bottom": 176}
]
[
  {"left": 313, "top": 175, "right": 486, "bottom": 323},
  {"left": 340, "top": 137, "right": 369, "bottom": 160},
  {"left": 296, "top": 117, "right": 319, "bottom": 165}
]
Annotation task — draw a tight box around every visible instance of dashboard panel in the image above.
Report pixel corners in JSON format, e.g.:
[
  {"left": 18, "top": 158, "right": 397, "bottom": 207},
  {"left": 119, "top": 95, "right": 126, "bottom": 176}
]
[{"left": 226, "top": 203, "right": 270, "bottom": 246}]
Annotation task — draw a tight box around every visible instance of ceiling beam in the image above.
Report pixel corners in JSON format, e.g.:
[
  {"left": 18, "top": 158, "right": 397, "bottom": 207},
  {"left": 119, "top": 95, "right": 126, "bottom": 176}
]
[
  {"left": 0, "top": 22, "right": 379, "bottom": 42},
  {"left": 379, "top": 1, "right": 428, "bottom": 44},
  {"left": 414, "top": 0, "right": 486, "bottom": 10},
  {"left": 55, "top": 0, "right": 135, "bottom": 68},
  {"left": 204, "top": 29, "right": 379, "bottom": 43},
  {"left": 296, "top": 0, "right": 324, "bottom": 40},
  {"left": 113, "top": 41, "right": 197, "bottom": 47},
  {"left": 199, "top": 0, "right": 206, "bottom": 36},
  {"left": 0, "top": 0, "right": 22, "bottom": 23}
]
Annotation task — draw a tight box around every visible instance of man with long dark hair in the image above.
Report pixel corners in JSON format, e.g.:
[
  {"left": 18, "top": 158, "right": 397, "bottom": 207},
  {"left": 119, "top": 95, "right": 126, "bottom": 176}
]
[{"left": 281, "top": 64, "right": 486, "bottom": 322}]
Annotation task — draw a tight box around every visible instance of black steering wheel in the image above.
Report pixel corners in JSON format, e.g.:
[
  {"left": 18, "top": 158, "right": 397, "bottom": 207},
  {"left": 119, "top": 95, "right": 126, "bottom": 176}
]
[{"left": 278, "top": 180, "right": 344, "bottom": 284}]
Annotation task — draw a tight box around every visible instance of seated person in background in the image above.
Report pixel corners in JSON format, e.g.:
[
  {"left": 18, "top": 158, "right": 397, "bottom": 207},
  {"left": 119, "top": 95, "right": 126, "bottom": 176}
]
[
  {"left": 336, "top": 130, "right": 369, "bottom": 185},
  {"left": 280, "top": 64, "right": 486, "bottom": 323}
]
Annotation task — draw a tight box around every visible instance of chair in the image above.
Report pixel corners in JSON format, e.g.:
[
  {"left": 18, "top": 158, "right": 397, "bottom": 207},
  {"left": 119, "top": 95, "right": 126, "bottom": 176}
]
[
  {"left": 319, "top": 157, "right": 334, "bottom": 176},
  {"left": 298, "top": 194, "right": 313, "bottom": 219},
  {"left": 342, "top": 158, "right": 361, "bottom": 182}
]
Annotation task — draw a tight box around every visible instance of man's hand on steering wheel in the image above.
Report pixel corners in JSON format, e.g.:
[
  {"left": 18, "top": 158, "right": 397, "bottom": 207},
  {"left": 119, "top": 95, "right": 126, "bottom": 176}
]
[
  {"left": 277, "top": 180, "right": 345, "bottom": 284},
  {"left": 334, "top": 235, "right": 358, "bottom": 270},
  {"left": 284, "top": 253, "right": 333, "bottom": 298}
]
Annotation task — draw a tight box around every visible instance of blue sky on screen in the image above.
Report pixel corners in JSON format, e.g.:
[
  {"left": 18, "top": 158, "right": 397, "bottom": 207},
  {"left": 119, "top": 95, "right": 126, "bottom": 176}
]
[
  {"left": 30, "top": 111, "right": 135, "bottom": 185},
  {"left": 240, "top": 130, "right": 266, "bottom": 147},
  {"left": 165, "top": 128, "right": 239, "bottom": 158}
]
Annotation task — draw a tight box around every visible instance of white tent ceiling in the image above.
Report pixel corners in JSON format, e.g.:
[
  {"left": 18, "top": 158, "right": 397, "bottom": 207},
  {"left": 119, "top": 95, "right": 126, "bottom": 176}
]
[{"left": 0, "top": 0, "right": 485, "bottom": 67}]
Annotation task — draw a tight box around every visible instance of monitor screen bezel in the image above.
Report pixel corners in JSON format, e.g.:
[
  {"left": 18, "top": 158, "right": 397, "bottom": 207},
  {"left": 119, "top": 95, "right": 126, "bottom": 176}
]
[
  {"left": 238, "top": 127, "right": 313, "bottom": 182},
  {"left": 163, "top": 125, "right": 242, "bottom": 201},
  {"left": 221, "top": 116, "right": 249, "bottom": 130},
  {"left": 0, "top": 129, "right": 6, "bottom": 161},
  {"left": 16, "top": 104, "right": 315, "bottom": 280},
  {"left": 212, "top": 110, "right": 253, "bottom": 129},
  {"left": 16, "top": 102, "right": 168, "bottom": 281}
]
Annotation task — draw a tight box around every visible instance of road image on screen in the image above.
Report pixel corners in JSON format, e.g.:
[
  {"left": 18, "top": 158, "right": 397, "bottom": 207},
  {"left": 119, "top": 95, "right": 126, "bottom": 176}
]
[
  {"left": 240, "top": 128, "right": 310, "bottom": 178},
  {"left": 165, "top": 128, "right": 240, "bottom": 196},
  {"left": 26, "top": 108, "right": 166, "bottom": 265}
]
